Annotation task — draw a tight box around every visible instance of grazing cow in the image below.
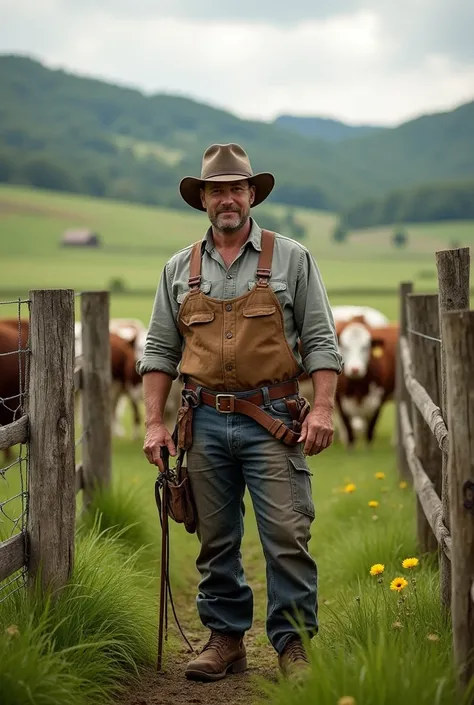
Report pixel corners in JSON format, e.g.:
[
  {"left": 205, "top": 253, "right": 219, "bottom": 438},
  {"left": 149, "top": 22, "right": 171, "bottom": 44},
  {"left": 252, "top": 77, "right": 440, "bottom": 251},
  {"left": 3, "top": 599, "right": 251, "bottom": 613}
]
[
  {"left": 0, "top": 322, "right": 29, "bottom": 462},
  {"left": 335, "top": 316, "right": 399, "bottom": 447}
]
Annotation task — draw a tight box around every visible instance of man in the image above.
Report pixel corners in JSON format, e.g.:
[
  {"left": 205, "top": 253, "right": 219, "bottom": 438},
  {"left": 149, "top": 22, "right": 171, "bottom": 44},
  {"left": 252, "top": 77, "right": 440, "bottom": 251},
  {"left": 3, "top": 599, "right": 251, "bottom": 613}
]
[{"left": 138, "top": 143, "right": 343, "bottom": 683}]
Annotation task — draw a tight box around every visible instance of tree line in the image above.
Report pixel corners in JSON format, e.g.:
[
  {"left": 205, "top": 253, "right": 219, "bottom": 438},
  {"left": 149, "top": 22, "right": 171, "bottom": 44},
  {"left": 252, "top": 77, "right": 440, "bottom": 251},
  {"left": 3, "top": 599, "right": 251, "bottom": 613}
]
[{"left": 341, "top": 180, "right": 474, "bottom": 229}]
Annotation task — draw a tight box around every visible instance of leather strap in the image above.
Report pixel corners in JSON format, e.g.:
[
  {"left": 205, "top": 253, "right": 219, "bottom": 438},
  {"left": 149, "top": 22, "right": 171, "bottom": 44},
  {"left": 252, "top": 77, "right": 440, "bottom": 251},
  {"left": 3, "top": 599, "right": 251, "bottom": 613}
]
[
  {"left": 256, "top": 229, "right": 274, "bottom": 286},
  {"left": 184, "top": 379, "right": 302, "bottom": 446},
  {"left": 185, "top": 378, "right": 298, "bottom": 406},
  {"left": 188, "top": 241, "right": 203, "bottom": 290}
]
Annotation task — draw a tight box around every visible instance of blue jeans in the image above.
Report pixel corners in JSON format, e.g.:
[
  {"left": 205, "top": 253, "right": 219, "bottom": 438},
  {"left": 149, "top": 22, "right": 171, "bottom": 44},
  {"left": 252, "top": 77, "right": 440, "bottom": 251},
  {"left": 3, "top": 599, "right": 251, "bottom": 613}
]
[{"left": 186, "top": 387, "right": 318, "bottom": 655}]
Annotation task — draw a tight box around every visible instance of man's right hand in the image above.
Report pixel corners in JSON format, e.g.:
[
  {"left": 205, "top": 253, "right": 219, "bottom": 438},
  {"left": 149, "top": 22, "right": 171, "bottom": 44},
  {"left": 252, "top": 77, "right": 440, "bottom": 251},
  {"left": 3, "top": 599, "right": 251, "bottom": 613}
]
[{"left": 143, "top": 423, "right": 177, "bottom": 472}]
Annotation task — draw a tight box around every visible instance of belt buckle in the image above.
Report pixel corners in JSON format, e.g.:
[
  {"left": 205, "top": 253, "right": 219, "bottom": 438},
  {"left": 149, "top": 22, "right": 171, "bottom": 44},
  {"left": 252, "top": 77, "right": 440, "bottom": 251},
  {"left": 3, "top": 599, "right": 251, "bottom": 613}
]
[{"left": 215, "top": 394, "right": 235, "bottom": 413}]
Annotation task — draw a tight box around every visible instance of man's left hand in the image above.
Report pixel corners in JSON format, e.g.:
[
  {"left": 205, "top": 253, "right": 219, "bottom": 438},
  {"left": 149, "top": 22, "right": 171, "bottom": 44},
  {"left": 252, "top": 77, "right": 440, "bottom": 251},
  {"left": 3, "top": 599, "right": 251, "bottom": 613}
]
[{"left": 298, "top": 406, "right": 334, "bottom": 455}]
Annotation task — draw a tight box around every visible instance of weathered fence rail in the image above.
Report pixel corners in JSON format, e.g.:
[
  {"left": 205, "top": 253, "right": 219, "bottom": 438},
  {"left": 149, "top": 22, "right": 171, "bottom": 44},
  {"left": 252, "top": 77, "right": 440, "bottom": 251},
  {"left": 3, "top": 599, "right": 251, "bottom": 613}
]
[
  {"left": 396, "top": 246, "right": 474, "bottom": 697},
  {"left": 0, "top": 289, "right": 111, "bottom": 596}
]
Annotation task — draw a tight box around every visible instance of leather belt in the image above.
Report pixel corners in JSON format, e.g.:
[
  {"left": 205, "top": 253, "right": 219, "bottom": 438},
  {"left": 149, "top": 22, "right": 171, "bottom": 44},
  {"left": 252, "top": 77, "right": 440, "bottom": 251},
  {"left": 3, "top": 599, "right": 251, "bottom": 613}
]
[
  {"left": 184, "top": 379, "right": 299, "bottom": 410},
  {"left": 183, "top": 379, "right": 302, "bottom": 446}
]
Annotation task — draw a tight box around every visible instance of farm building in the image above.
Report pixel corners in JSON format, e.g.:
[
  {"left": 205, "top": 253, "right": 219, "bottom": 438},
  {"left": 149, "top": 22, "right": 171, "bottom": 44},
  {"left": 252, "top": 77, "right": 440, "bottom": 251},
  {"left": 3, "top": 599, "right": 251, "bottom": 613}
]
[{"left": 60, "top": 228, "right": 101, "bottom": 247}]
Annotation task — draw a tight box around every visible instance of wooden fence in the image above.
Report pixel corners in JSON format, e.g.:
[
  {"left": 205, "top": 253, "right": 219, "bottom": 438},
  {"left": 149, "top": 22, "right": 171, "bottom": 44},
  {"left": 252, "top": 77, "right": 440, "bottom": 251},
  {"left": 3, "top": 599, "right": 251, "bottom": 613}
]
[
  {"left": 0, "top": 289, "right": 111, "bottom": 595},
  {"left": 396, "top": 247, "right": 474, "bottom": 694}
]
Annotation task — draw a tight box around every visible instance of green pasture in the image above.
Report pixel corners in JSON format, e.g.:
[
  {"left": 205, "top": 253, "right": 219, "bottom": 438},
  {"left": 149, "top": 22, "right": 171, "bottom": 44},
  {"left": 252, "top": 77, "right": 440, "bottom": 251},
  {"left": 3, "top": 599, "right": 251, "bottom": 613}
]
[{"left": 1, "top": 185, "right": 473, "bottom": 325}]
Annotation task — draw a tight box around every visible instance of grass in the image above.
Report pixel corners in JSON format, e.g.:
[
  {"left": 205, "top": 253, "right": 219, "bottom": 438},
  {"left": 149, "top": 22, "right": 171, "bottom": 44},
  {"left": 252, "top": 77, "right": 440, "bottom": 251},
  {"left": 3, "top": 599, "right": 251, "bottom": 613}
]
[
  {"left": 1, "top": 184, "right": 473, "bottom": 315},
  {"left": 0, "top": 520, "right": 156, "bottom": 705}
]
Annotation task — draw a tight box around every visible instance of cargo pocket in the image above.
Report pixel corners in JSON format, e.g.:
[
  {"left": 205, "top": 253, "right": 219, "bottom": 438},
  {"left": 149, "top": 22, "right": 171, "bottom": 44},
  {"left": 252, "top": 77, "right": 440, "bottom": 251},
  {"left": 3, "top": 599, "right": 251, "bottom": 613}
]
[{"left": 288, "top": 455, "right": 315, "bottom": 518}]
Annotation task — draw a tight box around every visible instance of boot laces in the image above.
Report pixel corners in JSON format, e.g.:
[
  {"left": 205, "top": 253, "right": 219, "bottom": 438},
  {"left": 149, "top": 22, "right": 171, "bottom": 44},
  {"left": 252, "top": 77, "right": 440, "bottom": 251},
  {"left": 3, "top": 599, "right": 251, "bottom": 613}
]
[
  {"left": 203, "top": 631, "right": 233, "bottom": 654},
  {"left": 285, "top": 638, "right": 309, "bottom": 663}
]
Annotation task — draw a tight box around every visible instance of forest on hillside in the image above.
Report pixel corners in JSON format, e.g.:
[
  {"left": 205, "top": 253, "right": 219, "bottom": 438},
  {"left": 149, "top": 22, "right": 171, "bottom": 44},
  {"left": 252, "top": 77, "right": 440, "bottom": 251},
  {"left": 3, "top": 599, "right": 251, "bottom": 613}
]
[{"left": 1, "top": 55, "right": 473, "bottom": 223}]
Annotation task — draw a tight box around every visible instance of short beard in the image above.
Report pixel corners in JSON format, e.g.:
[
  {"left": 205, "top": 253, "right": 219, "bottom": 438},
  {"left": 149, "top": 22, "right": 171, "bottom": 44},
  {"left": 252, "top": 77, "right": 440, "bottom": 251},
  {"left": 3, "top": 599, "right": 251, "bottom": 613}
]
[{"left": 210, "top": 211, "right": 249, "bottom": 234}]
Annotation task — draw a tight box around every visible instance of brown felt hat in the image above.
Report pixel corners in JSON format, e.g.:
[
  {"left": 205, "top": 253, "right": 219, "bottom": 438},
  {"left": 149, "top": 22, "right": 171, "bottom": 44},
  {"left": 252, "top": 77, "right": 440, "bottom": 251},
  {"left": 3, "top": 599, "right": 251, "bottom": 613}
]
[{"left": 179, "top": 143, "right": 275, "bottom": 211}]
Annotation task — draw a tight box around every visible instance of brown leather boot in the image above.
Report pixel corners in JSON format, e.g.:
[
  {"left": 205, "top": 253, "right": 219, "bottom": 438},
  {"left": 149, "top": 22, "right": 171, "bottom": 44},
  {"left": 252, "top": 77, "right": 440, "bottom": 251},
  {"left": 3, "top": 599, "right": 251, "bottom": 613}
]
[
  {"left": 278, "top": 637, "right": 311, "bottom": 682},
  {"left": 185, "top": 631, "right": 247, "bottom": 681}
]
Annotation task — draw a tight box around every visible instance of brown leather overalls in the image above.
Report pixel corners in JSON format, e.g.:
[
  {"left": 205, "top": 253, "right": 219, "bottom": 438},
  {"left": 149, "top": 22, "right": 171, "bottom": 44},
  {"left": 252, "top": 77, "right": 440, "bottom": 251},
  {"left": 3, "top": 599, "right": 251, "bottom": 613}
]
[
  {"left": 176, "top": 230, "right": 309, "bottom": 448},
  {"left": 178, "top": 229, "right": 301, "bottom": 390}
]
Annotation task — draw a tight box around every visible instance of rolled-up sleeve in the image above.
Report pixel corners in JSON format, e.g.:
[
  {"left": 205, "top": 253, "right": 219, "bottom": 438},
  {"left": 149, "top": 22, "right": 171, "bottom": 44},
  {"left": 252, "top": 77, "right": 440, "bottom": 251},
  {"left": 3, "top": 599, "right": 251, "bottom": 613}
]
[
  {"left": 136, "top": 263, "right": 182, "bottom": 378},
  {"left": 294, "top": 250, "right": 343, "bottom": 375}
]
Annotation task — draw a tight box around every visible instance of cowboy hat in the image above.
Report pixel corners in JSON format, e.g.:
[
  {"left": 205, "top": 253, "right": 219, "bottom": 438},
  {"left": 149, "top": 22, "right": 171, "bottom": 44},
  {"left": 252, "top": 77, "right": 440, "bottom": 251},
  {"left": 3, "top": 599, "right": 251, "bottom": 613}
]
[{"left": 179, "top": 143, "right": 275, "bottom": 211}]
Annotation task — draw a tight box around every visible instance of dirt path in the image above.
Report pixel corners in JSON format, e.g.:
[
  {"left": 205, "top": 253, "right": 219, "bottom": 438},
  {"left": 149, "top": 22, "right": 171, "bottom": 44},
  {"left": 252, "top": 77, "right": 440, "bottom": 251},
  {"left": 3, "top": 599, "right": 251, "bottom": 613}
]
[
  {"left": 119, "top": 559, "right": 279, "bottom": 705},
  {"left": 120, "top": 628, "right": 277, "bottom": 705}
]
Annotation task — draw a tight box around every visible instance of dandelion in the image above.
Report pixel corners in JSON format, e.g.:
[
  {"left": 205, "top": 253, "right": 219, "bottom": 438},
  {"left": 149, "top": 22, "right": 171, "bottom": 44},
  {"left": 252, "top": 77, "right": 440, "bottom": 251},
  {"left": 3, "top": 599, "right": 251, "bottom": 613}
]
[
  {"left": 344, "top": 483, "right": 356, "bottom": 493},
  {"left": 402, "top": 557, "right": 419, "bottom": 569},
  {"left": 375, "top": 472, "right": 385, "bottom": 480},
  {"left": 390, "top": 577, "right": 408, "bottom": 592},
  {"left": 368, "top": 500, "right": 379, "bottom": 508},
  {"left": 427, "top": 633, "right": 440, "bottom": 642},
  {"left": 370, "top": 563, "right": 385, "bottom": 576},
  {"left": 5, "top": 625, "right": 19, "bottom": 638},
  {"left": 392, "top": 620, "right": 403, "bottom": 630},
  {"left": 338, "top": 697, "right": 356, "bottom": 705},
  {"left": 399, "top": 481, "right": 408, "bottom": 489}
]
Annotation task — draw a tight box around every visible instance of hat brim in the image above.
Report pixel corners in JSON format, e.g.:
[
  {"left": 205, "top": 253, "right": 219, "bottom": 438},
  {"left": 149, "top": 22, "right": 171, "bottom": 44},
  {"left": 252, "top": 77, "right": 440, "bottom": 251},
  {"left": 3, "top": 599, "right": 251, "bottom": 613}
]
[{"left": 179, "top": 172, "right": 275, "bottom": 211}]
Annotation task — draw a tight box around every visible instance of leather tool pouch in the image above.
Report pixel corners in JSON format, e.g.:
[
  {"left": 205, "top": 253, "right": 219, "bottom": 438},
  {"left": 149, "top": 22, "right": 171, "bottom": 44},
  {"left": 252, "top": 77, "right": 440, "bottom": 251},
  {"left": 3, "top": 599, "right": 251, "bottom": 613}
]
[
  {"left": 155, "top": 398, "right": 198, "bottom": 534},
  {"left": 165, "top": 450, "right": 197, "bottom": 534},
  {"left": 284, "top": 395, "right": 311, "bottom": 436}
]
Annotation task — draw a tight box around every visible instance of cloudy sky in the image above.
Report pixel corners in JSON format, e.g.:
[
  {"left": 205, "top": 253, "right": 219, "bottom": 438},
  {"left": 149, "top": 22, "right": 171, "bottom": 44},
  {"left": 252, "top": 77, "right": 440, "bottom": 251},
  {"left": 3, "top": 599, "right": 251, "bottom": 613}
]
[{"left": 1, "top": 0, "right": 473, "bottom": 126}]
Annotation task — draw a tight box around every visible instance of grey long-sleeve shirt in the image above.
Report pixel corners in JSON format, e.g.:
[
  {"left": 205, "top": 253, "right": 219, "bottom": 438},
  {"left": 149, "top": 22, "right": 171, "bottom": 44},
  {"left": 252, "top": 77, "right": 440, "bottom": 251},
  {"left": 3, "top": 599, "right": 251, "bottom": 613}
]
[{"left": 137, "top": 218, "right": 343, "bottom": 380}]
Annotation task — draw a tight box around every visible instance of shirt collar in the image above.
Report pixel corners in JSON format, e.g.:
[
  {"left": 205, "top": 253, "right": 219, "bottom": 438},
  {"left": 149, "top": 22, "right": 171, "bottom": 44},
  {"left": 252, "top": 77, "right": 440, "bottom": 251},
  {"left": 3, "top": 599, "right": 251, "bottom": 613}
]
[{"left": 203, "top": 218, "right": 262, "bottom": 254}]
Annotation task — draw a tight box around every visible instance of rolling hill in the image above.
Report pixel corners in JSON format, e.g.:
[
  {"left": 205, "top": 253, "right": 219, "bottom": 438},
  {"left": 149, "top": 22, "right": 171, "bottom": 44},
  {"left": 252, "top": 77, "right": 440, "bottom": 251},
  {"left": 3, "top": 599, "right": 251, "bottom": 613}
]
[
  {"left": 273, "top": 115, "right": 384, "bottom": 142},
  {"left": 0, "top": 54, "right": 473, "bottom": 214}
]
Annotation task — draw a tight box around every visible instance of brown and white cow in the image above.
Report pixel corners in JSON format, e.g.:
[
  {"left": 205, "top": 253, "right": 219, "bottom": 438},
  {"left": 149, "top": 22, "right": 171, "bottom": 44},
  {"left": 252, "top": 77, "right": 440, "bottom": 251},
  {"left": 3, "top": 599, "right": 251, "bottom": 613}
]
[{"left": 335, "top": 315, "right": 399, "bottom": 447}]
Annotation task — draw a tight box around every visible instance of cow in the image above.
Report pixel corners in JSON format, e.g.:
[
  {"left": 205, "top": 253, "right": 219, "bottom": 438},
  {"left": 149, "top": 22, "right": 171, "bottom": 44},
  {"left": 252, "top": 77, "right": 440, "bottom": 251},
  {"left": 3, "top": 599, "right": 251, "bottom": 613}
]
[
  {"left": 296, "top": 306, "right": 395, "bottom": 447},
  {"left": 335, "top": 316, "right": 399, "bottom": 447},
  {"left": 0, "top": 321, "right": 29, "bottom": 463},
  {"left": 2, "top": 317, "right": 145, "bottom": 441}
]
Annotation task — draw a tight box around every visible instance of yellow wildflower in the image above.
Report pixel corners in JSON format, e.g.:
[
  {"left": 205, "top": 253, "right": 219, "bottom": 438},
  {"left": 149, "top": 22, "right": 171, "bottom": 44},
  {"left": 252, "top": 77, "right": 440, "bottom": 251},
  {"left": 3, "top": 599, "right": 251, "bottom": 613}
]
[
  {"left": 427, "top": 633, "right": 440, "bottom": 642},
  {"left": 402, "top": 557, "right": 419, "bottom": 569},
  {"left": 375, "top": 472, "right": 385, "bottom": 480},
  {"left": 344, "top": 483, "right": 356, "bottom": 493},
  {"left": 338, "top": 698, "right": 356, "bottom": 705},
  {"left": 392, "top": 620, "right": 403, "bottom": 630},
  {"left": 390, "top": 577, "right": 408, "bottom": 592},
  {"left": 370, "top": 563, "right": 384, "bottom": 576},
  {"left": 368, "top": 500, "right": 379, "bottom": 508},
  {"left": 399, "top": 481, "right": 408, "bottom": 489},
  {"left": 5, "top": 625, "right": 20, "bottom": 638}
]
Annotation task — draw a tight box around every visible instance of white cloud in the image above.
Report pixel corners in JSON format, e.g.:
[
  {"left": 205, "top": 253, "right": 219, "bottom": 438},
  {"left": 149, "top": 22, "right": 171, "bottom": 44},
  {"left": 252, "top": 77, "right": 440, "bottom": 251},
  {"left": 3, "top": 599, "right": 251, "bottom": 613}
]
[{"left": 0, "top": 0, "right": 473, "bottom": 125}]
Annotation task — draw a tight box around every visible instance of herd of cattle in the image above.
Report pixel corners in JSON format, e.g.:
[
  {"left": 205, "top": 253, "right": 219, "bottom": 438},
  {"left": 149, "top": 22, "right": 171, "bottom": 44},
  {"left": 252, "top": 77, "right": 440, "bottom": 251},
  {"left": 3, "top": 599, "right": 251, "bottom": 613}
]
[{"left": 0, "top": 304, "right": 398, "bottom": 455}]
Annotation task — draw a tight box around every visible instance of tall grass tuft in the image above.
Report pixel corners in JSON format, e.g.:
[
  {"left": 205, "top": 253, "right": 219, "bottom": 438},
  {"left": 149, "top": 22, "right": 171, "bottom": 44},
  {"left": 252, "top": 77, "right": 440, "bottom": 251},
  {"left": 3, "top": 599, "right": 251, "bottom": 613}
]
[
  {"left": 78, "top": 481, "right": 157, "bottom": 557},
  {"left": 0, "top": 522, "right": 156, "bottom": 704}
]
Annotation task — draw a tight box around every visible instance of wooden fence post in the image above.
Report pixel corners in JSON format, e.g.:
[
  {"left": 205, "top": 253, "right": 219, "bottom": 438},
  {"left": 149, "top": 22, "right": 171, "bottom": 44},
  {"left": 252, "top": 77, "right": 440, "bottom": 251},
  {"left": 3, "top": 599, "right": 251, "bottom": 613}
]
[
  {"left": 406, "top": 293, "right": 443, "bottom": 554},
  {"left": 27, "top": 289, "right": 75, "bottom": 593},
  {"left": 437, "top": 247, "right": 471, "bottom": 608},
  {"left": 396, "top": 281, "right": 413, "bottom": 481},
  {"left": 443, "top": 309, "right": 474, "bottom": 694},
  {"left": 80, "top": 291, "right": 111, "bottom": 506}
]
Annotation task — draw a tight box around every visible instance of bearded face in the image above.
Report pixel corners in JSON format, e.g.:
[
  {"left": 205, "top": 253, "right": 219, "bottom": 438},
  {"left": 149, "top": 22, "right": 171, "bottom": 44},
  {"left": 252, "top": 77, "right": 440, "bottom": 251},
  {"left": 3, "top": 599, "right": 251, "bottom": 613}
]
[{"left": 200, "top": 179, "right": 255, "bottom": 234}]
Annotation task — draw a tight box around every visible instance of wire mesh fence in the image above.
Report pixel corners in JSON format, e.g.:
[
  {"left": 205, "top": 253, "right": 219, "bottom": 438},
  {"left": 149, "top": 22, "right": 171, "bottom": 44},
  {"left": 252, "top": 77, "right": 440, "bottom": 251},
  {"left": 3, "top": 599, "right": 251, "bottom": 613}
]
[{"left": 0, "top": 297, "right": 31, "bottom": 602}]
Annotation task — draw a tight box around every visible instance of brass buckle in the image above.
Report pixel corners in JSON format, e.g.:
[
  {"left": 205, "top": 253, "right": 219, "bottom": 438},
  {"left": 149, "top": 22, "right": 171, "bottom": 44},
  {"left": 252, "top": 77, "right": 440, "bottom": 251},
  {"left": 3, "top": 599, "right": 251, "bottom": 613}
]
[{"left": 215, "top": 394, "right": 235, "bottom": 413}]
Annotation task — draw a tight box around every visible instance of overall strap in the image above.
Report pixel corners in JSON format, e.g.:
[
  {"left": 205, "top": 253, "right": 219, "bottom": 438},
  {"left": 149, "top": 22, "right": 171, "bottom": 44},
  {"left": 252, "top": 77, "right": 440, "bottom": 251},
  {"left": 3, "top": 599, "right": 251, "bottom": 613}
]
[
  {"left": 256, "top": 229, "right": 275, "bottom": 286},
  {"left": 188, "top": 241, "right": 203, "bottom": 290}
]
